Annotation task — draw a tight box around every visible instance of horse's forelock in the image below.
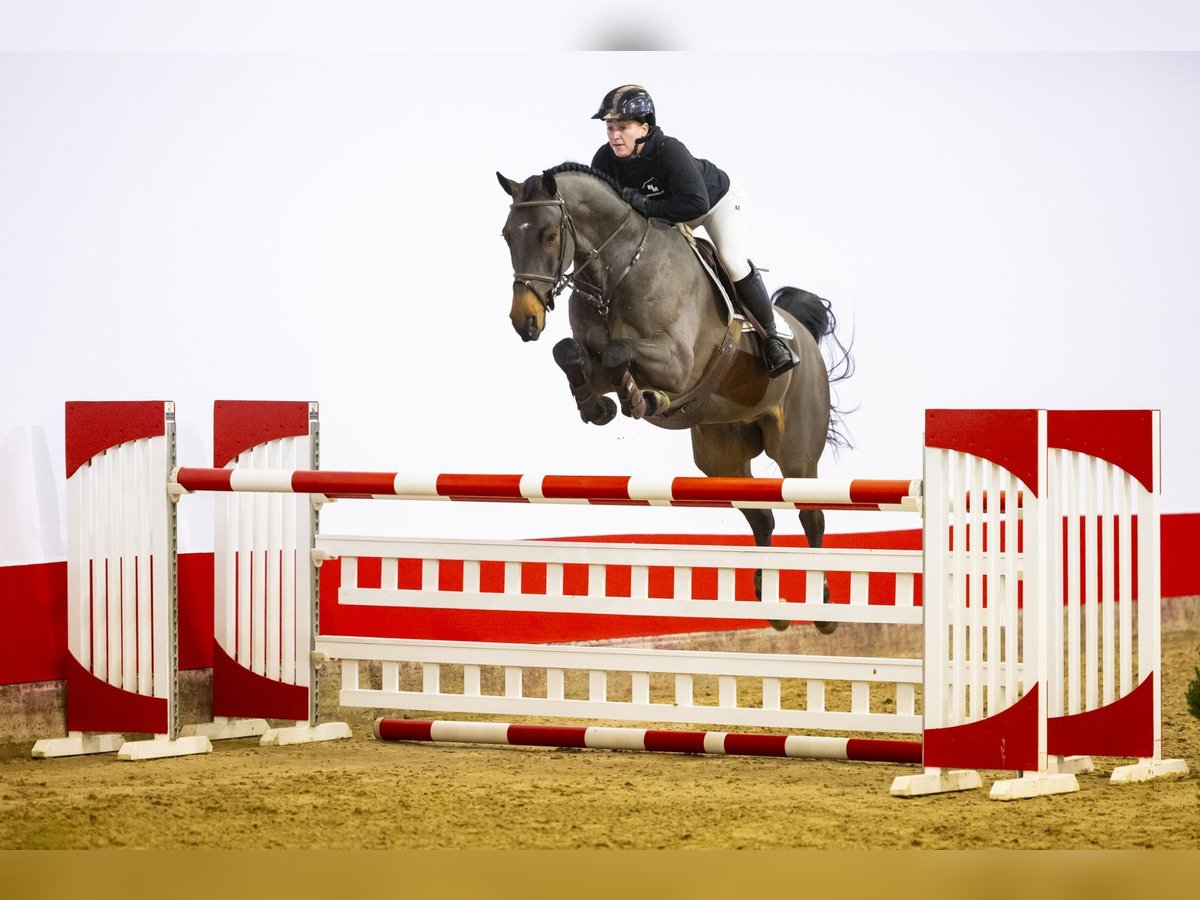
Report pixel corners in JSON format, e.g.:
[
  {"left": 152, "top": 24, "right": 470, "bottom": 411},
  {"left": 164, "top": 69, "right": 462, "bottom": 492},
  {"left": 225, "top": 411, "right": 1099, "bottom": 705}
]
[{"left": 519, "top": 176, "right": 544, "bottom": 203}]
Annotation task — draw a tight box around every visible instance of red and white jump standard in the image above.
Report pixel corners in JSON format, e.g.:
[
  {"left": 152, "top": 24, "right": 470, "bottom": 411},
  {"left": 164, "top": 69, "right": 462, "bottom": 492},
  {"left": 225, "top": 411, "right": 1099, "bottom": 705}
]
[
  {"left": 178, "top": 401, "right": 350, "bottom": 747},
  {"left": 32, "top": 402, "right": 210, "bottom": 760}
]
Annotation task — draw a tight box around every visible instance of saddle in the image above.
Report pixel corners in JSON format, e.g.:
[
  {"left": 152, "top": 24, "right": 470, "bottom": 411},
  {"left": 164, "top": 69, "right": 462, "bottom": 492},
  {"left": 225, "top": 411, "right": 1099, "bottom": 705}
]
[
  {"left": 673, "top": 224, "right": 793, "bottom": 340},
  {"left": 686, "top": 231, "right": 739, "bottom": 317}
]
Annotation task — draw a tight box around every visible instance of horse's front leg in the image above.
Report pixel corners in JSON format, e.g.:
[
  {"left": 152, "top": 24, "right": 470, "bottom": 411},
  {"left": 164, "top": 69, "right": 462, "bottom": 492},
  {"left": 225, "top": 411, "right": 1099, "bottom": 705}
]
[
  {"left": 552, "top": 338, "right": 616, "bottom": 425},
  {"left": 601, "top": 341, "right": 647, "bottom": 419}
]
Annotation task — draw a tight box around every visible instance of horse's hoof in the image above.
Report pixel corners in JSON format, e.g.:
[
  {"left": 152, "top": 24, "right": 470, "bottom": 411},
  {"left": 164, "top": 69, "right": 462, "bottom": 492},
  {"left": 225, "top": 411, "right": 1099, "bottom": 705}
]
[
  {"left": 642, "top": 390, "right": 671, "bottom": 417},
  {"left": 585, "top": 397, "right": 617, "bottom": 426},
  {"left": 814, "top": 578, "right": 837, "bottom": 632},
  {"left": 755, "top": 570, "right": 790, "bottom": 630}
]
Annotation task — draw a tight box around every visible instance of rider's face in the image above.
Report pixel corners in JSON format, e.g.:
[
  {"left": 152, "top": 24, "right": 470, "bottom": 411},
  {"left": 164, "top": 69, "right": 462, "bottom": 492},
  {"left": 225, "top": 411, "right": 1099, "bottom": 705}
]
[{"left": 606, "top": 119, "right": 649, "bottom": 158}]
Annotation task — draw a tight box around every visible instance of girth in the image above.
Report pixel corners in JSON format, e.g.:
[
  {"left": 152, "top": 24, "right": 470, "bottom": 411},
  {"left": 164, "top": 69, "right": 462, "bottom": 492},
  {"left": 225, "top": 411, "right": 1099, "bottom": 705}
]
[{"left": 645, "top": 318, "right": 747, "bottom": 430}]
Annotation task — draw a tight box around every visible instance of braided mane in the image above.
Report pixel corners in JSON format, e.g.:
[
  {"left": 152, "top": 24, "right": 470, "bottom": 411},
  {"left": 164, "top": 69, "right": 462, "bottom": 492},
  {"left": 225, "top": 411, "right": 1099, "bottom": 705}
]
[{"left": 537, "top": 161, "right": 623, "bottom": 198}]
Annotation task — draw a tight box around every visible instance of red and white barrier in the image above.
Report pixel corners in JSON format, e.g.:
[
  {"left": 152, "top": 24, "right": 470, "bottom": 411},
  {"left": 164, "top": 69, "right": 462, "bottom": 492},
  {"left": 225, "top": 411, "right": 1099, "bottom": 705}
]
[
  {"left": 374, "top": 718, "right": 923, "bottom": 764},
  {"left": 35, "top": 401, "right": 1187, "bottom": 798},
  {"left": 172, "top": 468, "right": 920, "bottom": 512}
]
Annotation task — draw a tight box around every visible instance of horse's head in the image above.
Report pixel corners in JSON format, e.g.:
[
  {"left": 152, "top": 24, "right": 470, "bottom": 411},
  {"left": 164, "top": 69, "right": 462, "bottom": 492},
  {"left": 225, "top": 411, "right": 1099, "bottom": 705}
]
[{"left": 498, "top": 170, "right": 572, "bottom": 342}]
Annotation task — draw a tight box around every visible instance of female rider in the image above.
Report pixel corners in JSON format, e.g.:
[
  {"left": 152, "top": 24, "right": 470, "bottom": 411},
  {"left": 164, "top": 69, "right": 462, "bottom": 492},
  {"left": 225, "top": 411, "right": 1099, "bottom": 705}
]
[{"left": 588, "top": 84, "right": 797, "bottom": 377}]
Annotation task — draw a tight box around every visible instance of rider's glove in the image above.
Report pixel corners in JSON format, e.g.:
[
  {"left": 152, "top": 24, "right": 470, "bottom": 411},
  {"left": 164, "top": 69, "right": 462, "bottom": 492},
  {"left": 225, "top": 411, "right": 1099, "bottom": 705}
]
[{"left": 621, "top": 187, "right": 649, "bottom": 215}]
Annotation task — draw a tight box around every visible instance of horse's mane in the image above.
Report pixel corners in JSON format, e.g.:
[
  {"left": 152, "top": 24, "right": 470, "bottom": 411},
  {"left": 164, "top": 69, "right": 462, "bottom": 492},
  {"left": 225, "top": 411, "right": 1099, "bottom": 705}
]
[{"left": 533, "top": 161, "right": 623, "bottom": 199}]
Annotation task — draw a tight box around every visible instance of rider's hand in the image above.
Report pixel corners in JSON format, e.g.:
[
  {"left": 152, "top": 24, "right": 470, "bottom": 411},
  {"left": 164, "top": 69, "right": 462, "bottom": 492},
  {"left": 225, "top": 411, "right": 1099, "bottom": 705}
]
[{"left": 621, "top": 187, "right": 649, "bottom": 215}]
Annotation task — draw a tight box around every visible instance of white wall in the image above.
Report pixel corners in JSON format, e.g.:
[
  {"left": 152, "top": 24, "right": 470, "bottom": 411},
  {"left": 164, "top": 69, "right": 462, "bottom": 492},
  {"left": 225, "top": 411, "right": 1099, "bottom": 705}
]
[{"left": 2, "top": 11, "right": 1198, "bottom": 563}]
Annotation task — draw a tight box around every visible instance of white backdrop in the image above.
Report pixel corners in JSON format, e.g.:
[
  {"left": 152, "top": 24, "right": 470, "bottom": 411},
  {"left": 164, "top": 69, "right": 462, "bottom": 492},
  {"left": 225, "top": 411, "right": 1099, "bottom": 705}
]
[{"left": 2, "top": 16, "right": 1198, "bottom": 563}]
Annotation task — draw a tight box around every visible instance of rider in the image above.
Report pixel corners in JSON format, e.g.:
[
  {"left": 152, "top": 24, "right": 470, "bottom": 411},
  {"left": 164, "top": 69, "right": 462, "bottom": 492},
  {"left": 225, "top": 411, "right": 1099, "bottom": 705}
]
[{"left": 588, "top": 84, "right": 798, "bottom": 377}]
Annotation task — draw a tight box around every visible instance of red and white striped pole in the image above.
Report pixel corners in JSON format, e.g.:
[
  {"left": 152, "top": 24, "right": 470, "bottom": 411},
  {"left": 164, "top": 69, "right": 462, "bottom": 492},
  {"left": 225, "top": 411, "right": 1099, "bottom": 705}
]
[
  {"left": 172, "top": 470, "right": 921, "bottom": 512},
  {"left": 374, "top": 719, "right": 922, "bottom": 765}
]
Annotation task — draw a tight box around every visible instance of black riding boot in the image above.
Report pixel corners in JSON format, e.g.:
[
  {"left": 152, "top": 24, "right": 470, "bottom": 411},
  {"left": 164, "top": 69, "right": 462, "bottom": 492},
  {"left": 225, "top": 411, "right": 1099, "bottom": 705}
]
[{"left": 733, "top": 265, "right": 799, "bottom": 378}]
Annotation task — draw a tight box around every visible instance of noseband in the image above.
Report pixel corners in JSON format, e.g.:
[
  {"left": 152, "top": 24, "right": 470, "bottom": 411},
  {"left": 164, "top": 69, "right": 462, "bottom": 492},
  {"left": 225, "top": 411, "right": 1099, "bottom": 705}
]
[{"left": 508, "top": 194, "right": 649, "bottom": 318}]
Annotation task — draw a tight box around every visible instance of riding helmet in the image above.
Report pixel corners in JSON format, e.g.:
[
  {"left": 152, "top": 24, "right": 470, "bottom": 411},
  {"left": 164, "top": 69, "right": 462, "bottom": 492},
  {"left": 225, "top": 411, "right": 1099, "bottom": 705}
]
[{"left": 591, "top": 85, "right": 656, "bottom": 126}]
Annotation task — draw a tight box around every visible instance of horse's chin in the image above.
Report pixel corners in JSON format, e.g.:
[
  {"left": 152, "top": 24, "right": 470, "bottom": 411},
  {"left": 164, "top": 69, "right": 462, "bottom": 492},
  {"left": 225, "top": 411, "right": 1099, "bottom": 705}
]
[{"left": 514, "top": 316, "right": 543, "bottom": 342}]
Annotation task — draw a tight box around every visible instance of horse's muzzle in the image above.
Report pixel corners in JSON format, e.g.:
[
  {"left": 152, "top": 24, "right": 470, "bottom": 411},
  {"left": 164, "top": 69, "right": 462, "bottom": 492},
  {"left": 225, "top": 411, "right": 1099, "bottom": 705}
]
[{"left": 509, "top": 284, "right": 546, "bottom": 342}]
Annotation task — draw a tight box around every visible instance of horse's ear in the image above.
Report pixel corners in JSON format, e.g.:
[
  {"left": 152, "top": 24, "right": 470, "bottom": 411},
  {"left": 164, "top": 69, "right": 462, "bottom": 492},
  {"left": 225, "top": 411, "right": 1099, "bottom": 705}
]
[
  {"left": 497, "top": 172, "right": 521, "bottom": 197},
  {"left": 542, "top": 172, "right": 557, "bottom": 196}
]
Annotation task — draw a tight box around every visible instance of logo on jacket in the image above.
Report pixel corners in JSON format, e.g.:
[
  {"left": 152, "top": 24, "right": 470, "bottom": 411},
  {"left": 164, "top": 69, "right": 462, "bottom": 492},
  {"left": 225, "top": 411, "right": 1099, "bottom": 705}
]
[{"left": 640, "top": 177, "right": 664, "bottom": 197}]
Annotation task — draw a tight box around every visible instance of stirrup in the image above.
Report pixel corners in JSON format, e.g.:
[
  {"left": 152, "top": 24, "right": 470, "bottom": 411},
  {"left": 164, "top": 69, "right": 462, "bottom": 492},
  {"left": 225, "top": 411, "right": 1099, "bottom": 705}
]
[{"left": 763, "top": 337, "right": 800, "bottom": 378}]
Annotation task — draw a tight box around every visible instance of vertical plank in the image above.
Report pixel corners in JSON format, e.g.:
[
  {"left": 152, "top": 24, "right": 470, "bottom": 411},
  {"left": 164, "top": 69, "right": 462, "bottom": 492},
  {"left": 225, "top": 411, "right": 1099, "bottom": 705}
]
[
  {"left": 762, "top": 677, "right": 781, "bottom": 710},
  {"left": 674, "top": 673, "right": 693, "bottom": 708},
  {"left": 1118, "top": 471, "right": 1133, "bottom": 696},
  {"left": 718, "top": 675, "right": 736, "bottom": 708},
  {"left": 547, "top": 668, "right": 565, "bottom": 701},
  {"left": 1067, "top": 450, "right": 1082, "bottom": 716}
]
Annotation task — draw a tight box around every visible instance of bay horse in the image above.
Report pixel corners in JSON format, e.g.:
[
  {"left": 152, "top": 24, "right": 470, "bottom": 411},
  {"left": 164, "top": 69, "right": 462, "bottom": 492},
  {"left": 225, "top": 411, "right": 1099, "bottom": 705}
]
[{"left": 498, "top": 163, "right": 852, "bottom": 631}]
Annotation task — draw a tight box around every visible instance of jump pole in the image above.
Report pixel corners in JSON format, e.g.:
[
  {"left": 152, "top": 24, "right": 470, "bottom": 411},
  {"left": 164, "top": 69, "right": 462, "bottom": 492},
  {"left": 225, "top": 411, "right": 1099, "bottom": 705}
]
[
  {"left": 374, "top": 718, "right": 923, "bottom": 765},
  {"left": 171, "top": 468, "right": 921, "bottom": 512}
]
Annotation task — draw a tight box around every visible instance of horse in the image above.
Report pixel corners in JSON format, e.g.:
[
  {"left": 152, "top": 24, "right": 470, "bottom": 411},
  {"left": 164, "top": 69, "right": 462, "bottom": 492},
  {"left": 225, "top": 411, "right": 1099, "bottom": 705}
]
[{"left": 497, "top": 163, "right": 852, "bottom": 632}]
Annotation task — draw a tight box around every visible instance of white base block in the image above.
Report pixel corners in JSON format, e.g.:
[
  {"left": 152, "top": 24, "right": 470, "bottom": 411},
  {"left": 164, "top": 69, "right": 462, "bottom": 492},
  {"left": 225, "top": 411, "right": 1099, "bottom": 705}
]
[
  {"left": 1110, "top": 758, "right": 1190, "bottom": 784},
  {"left": 260, "top": 721, "right": 352, "bottom": 746},
  {"left": 180, "top": 718, "right": 271, "bottom": 741},
  {"left": 116, "top": 735, "right": 213, "bottom": 761},
  {"left": 890, "top": 769, "right": 983, "bottom": 797},
  {"left": 1058, "top": 755, "right": 1095, "bottom": 776},
  {"left": 32, "top": 732, "right": 124, "bottom": 759},
  {"left": 989, "top": 772, "right": 1079, "bottom": 801}
]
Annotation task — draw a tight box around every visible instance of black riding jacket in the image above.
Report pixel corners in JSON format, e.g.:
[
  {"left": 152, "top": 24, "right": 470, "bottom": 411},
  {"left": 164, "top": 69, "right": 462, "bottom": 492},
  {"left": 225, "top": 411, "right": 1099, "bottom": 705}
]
[{"left": 591, "top": 126, "right": 731, "bottom": 223}]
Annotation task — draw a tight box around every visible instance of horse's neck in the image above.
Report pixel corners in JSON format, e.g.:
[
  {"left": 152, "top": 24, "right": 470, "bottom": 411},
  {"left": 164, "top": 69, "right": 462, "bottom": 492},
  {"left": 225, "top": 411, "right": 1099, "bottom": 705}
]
[{"left": 563, "top": 182, "right": 629, "bottom": 252}]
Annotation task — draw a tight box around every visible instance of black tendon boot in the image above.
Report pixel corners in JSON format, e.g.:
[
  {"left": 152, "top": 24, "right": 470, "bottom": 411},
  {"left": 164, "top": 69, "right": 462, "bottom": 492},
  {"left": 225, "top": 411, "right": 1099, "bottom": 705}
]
[{"left": 733, "top": 265, "right": 799, "bottom": 378}]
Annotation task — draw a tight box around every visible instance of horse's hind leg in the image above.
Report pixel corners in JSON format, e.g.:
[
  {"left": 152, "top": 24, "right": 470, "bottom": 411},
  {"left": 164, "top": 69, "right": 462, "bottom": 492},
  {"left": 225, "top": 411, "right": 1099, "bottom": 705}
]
[
  {"left": 798, "top": 508, "right": 837, "bottom": 634},
  {"left": 692, "top": 422, "right": 772, "bottom": 538},
  {"left": 764, "top": 394, "right": 839, "bottom": 635},
  {"left": 553, "top": 338, "right": 616, "bottom": 425},
  {"left": 691, "top": 423, "right": 791, "bottom": 631}
]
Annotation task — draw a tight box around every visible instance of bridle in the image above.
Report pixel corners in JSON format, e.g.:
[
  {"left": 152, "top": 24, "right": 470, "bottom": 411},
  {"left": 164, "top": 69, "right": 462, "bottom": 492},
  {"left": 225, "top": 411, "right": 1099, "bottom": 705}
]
[{"left": 508, "top": 193, "right": 650, "bottom": 318}]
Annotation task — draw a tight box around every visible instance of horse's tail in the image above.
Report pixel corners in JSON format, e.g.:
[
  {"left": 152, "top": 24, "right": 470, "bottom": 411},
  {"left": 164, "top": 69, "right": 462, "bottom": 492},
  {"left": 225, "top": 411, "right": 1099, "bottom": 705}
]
[{"left": 771, "top": 286, "right": 856, "bottom": 451}]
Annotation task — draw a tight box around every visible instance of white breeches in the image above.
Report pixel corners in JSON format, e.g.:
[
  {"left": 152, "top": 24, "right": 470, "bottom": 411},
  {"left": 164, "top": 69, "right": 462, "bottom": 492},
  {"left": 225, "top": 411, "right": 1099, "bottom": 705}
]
[{"left": 686, "top": 177, "right": 751, "bottom": 281}]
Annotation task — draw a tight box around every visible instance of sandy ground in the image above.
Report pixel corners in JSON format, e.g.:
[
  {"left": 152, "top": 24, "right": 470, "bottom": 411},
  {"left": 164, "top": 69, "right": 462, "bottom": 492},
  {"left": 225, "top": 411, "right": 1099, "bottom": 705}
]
[{"left": 2, "top": 611, "right": 1197, "bottom": 850}]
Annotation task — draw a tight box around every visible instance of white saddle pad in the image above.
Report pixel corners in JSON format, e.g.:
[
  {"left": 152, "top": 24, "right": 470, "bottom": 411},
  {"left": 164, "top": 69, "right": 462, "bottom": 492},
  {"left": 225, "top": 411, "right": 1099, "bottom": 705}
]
[{"left": 737, "top": 311, "right": 794, "bottom": 340}]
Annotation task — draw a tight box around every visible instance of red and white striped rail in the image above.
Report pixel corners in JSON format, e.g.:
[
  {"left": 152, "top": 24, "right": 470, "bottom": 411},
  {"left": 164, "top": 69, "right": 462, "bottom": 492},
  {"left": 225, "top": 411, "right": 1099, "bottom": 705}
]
[
  {"left": 171, "top": 469, "right": 921, "bottom": 512},
  {"left": 374, "top": 718, "right": 923, "bottom": 765}
]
